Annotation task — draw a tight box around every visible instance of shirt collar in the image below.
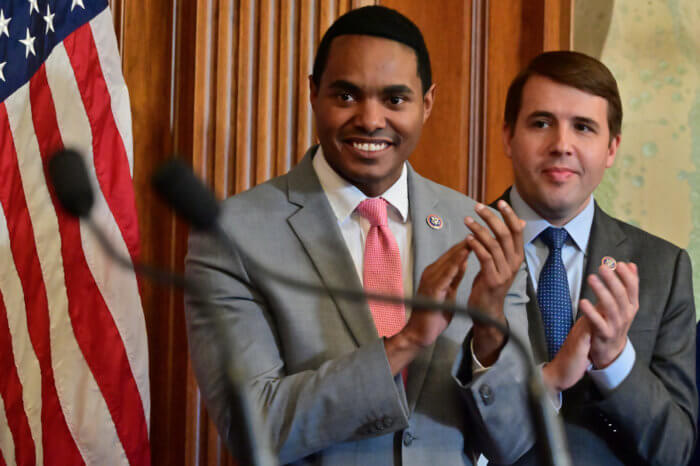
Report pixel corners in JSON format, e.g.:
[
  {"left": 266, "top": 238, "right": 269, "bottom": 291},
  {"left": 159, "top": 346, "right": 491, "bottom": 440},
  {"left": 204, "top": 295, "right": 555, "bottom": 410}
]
[
  {"left": 510, "top": 185, "right": 594, "bottom": 252},
  {"left": 312, "top": 146, "right": 409, "bottom": 223}
]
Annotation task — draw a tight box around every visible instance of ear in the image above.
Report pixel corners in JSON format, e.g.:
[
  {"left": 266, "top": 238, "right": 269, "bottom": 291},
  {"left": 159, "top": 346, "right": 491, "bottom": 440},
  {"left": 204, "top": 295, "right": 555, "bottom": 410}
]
[
  {"left": 309, "top": 75, "right": 318, "bottom": 110},
  {"left": 422, "top": 83, "right": 436, "bottom": 123},
  {"left": 606, "top": 133, "right": 621, "bottom": 168},
  {"left": 502, "top": 124, "right": 514, "bottom": 159}
]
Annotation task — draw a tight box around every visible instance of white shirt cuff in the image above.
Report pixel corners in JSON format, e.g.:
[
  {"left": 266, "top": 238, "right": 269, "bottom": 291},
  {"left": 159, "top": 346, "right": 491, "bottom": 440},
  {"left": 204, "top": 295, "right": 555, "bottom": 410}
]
[
  {"left": 470, "top": 337, "right": 490, "bottom": 378},
  {"left": 587, "top": 337, "right": 636, "bottom": 394},
  {"left": 538, "top": 363, "right": 563, "bottom": 412}
]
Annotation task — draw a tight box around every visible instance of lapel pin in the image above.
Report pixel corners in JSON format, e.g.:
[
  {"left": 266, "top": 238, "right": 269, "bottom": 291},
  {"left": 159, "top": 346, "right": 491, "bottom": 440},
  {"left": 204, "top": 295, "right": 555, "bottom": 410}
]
[
  {"left": 426, "top": 214, "right": 443, "bottom": 230},
  {"left": 601, "top": 256, "right": 617, "bottom": 271}
]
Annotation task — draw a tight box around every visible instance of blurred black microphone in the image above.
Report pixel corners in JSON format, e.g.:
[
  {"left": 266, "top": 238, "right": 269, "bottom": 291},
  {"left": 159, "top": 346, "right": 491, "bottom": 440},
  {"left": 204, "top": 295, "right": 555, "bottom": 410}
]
[
  {"left": 47, "top": 148, "right": 189, "bottom": 290},
  {"left": 152, "top": 158, "right": 220, "bottom": 230},
  {"left": 151, "top": 157, "right": 573, "bottom": 466},
  {"left": 48, "top": 148, "right": 94, "bottom": 218}
]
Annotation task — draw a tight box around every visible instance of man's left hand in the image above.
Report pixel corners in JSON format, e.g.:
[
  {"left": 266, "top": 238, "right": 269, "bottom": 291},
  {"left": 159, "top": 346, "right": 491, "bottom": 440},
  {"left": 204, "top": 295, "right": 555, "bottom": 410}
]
[
  {"left": 467, "top": 201, "right": 525, "bottom": 365},
  {"left": 579, "top": 261, "right": 639, "bottom": 369}
]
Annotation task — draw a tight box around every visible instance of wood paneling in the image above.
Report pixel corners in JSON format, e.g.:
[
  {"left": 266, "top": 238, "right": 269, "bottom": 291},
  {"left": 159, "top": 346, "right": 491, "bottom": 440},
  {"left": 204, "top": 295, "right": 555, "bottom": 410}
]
[
  {"left": 483, "top": 0, "right": 573, "bottom": 203},
  {"left": 468, "top": 0, "right": 489, "bottom": 201},
  {"left": 119, "top": 0, "right": 190, "bottom": 465},
  {"left": 115, "top": 0, "right": 571, "bottom": 464},
  {"left": 381, "top": 0, "right": 472, "bottom": 194}
]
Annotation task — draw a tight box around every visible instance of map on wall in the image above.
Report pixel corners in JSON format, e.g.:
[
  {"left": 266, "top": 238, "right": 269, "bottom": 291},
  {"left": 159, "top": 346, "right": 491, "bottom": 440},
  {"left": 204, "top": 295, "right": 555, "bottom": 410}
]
[{"left": 575, "top": 0, "right": 700, "bottom": 320}]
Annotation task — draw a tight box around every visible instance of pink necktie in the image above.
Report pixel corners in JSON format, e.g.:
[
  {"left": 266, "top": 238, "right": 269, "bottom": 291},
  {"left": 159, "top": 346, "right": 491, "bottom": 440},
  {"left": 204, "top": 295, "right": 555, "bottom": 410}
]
[{"left": 356, "top": 198, "right": 406, "bottom": 338}]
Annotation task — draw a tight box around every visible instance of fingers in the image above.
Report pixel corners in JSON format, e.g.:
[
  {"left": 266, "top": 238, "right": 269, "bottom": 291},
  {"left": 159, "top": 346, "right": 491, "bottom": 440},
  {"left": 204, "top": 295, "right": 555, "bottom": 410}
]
[
  {"left": 429, "top": 249, "right": 468, "bottom": 301},
  {"left": 446, "top": 252, "right": 469, "bottom": 301},
  {"left": 578, "top": 298, "right": 611, "bottom": 339},
  {"left": 496, "top": 200, "right": 526, "bottom": 258},
  {"left": 591, "top": 269, "right": 624, "bottom": 328},
  {"left": 417, "top": 241, "right": 470, "bottom": 302},
  {"left": 464, "top": 202, "right": 525, "bottom": 276},
  {"left": 465, "top": 213, "right": 508, "bottom": 277},
  {"left": 615, "top": 261, "right": 640, "bottom": 311},
  {"left": 586, "top": 262, "right": 639, "bottom": 327},
  {"left": 430, "top": 237, "right": 470, "bottom": 271}
]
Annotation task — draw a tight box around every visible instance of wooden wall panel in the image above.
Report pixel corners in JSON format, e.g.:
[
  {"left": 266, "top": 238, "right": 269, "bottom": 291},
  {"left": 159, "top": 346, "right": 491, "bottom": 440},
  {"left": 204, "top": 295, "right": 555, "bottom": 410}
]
[
  {"left": 381, "top": 0, "right": 472, "bottom": 194},
  {"left": 256, "top": 0, "right": 277, "bottom": 183},
  {"left": 275, "top": 0, "right": 296, "bottom": 176},
  {"left": 119, "top": 0, "right": 194, "bottom": 465},
  {"left": 483, "top": 0, "right": 572, "bottom": 203},
  {"left": 295, "top": 0, "right": 316, "bottom": 164}
]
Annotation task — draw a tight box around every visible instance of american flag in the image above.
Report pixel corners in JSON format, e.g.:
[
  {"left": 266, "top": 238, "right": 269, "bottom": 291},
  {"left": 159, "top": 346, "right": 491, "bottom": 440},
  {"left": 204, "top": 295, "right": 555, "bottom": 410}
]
[{"left": 0, "top": 1, "right": 150, "bottom": 465}]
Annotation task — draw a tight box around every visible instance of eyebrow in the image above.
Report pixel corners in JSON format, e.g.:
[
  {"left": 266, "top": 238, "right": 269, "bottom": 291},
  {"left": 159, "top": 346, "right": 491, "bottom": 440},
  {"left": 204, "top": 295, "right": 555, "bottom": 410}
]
[
  {"left": 328, "top": 80, "right": 362, "bottom": 93},
  {"left": 527, "top": 111, "right": 601, "bottom": 130},
  {"left": 327, "top": 80, "right": 415, "bottom": 96},
  {"left": 383, "top": 84, "right": 414, "bottom": 95}
]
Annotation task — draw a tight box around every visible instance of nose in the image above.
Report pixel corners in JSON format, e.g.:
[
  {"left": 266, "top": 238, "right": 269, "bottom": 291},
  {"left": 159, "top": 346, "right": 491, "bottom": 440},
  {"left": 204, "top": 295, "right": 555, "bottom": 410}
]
[
  {"left": 353, "top": 99, "right": 386, "bottom": 134},
  {"left": 550, "top": 125, "right": 573, "bottom": 156}
]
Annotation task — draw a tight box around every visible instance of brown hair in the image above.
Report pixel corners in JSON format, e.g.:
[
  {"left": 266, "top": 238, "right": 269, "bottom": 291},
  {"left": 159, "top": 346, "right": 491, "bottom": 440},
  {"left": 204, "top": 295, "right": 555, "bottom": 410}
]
[{"left": 504, "top": 51, "right": 622, "bottom": 142}]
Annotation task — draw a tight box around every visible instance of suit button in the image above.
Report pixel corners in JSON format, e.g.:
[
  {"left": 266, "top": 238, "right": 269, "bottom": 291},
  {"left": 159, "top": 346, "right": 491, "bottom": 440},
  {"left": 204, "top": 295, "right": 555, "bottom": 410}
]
[
  {"left": 479, "top": 384, "right": 494, "bottom": 405},
  {"left": 382, "top": 416, "right": 394, "bottom": 428},
  {"left": 403, "top": 431, "right": 415, "bottom": 446}
]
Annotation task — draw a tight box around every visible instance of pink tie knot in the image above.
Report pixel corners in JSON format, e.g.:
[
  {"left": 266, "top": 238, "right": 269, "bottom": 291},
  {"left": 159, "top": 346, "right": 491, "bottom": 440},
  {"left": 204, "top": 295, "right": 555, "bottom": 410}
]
[{"left": 357, "top": 198, "right": 388, "bottom": 227}]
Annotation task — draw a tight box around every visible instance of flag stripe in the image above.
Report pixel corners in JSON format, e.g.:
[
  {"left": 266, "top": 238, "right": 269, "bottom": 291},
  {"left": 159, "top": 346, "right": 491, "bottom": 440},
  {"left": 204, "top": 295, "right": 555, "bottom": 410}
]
[
  {"left": 0, "top": 100, "right": 85, "bottom": 465},
  {"left": 45, "top": 41, "right": 150, "bottom": 432},
  {"left": 9, "top": 68, "right": 123, "bottom": 466},
  {"left": 90, "top": 9, "right": 134, "bottom": 177},
  {"left": 63, "top": 23, "right": 140, "bottom": 262},
  {"left": 29, "top": 64, "right": 148, "bottom": 466},
  {"left": 7, "top": 70, "right": 125, "bottom": 464},
  {"left": 0, "top": 294, "right": 35, "bottom": 466},
  {"left": 0, "top": 201, "right": 42, "bottom": 465},
  {"left": 0, "top": 391, "right": 13, "bottom": 466}
]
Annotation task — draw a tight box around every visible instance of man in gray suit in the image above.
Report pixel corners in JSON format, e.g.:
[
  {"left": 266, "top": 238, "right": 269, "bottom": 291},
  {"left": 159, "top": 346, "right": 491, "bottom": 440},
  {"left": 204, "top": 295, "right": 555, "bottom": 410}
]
[
  {"left": 185, "top": 6, "right": 527, "bottom": 465},
  {"left": 463, "top": 51, "right": 698, "bottom": 464}
]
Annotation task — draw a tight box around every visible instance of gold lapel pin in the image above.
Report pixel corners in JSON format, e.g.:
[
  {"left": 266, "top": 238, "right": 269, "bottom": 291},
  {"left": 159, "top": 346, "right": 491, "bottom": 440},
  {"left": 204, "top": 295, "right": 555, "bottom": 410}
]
[
  {"left": 601, "top": 256, "right": 617, "bottom": 271},
  {"left": 426, "top": 214, "right": 443, "bottom": 230}
]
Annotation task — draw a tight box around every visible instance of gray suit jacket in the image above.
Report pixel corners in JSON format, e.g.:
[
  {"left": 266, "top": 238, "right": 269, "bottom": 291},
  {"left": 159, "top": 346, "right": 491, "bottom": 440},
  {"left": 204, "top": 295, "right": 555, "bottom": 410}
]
[
  {"left": 184, "top": 150, "right": 528, "bottom": 465},
  {"left": 463, "top": 188, "right": 698, "bottom": 465}
]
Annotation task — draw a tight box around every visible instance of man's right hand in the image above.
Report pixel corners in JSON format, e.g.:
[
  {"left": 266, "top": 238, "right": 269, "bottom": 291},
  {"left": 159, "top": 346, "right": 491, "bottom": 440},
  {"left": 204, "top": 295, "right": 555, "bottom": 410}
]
[
  {"left": 384, "top": 239, "right": 470, "bottom": 376},
  {"left": 542, "top": 316, "right": 592, "bottom": 393}
]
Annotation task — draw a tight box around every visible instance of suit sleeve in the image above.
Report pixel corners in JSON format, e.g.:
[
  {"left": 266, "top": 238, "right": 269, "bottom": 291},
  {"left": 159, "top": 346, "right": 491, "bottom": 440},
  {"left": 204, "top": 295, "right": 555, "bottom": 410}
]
[
  {"left": 453, "top": 264, "right": 537, "bottom": 464},
  {"left": 591, "top": 249, "right": 698, "bottom": 465},
  {"left": 453, "top": 249, "right": 698, "bottom": 465},
  {"left": 184, "top": 228, "right": 410, "bottom": 464}
]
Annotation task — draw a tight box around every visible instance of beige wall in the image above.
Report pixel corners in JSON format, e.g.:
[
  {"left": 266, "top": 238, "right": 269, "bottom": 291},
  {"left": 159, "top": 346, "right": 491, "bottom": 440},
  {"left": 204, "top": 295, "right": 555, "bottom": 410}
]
[{"left": 574, "top": 0, "right": 700, "bottom": 320}]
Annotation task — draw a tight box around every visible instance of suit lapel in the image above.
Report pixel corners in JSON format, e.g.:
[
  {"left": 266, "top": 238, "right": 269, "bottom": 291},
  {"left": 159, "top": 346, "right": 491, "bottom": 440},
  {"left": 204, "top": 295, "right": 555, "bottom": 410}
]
[
  {"left": 566, "top": 203, "right": 629, "bottom": 404},
  {"left": 579, "top": 203, "right": 628, "bottom": 306},
  {"left": 286, "top": 150, "right": 378, "bottom": 347},
  {"left": 405, "top": 167, "right": 452, "bottom": 412}
]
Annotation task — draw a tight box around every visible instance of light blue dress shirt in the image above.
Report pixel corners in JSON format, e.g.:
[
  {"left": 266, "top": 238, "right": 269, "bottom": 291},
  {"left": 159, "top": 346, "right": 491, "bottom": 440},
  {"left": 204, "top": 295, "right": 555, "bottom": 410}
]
[{"left": 510, "top": 186, "right": 635, "bottom": 394}]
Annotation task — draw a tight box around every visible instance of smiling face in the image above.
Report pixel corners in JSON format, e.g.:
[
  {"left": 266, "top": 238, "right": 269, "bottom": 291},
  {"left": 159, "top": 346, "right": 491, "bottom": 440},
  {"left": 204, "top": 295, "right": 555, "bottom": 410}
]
[
  {"left": 310, "top": 34, "right": 435, "bottom": 197},
  {"left": 504, "top": 74, "right": 621, "bottom": 226}
]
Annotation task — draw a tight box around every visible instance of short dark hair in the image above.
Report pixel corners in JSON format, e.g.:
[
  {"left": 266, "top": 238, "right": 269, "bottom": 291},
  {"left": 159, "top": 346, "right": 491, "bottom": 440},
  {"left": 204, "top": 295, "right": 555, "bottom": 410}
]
[
  {"left": 311, "top": 6, "right": 432, "bottom": 95},
  {"left": 504, "top": 51, "right": 623, "bottom": 141}
]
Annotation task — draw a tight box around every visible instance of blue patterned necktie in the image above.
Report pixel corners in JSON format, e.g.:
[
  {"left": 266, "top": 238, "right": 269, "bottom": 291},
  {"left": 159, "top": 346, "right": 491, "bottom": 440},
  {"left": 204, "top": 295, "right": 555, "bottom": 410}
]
[{"left": 537, "top": 227, "right": 573, "bottom": 360}]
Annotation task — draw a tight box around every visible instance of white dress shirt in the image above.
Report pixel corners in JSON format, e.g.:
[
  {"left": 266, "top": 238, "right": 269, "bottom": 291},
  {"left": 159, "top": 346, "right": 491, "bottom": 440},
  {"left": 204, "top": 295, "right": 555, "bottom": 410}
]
[{"left": 312, "top": 147, "right": 413, "bottom": 303}]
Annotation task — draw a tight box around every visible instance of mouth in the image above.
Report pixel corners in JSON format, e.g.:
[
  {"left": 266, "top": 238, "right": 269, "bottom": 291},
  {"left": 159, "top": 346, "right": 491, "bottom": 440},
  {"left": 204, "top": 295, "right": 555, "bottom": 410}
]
[
  {"left": 541, "top": 166, "right": 577, "bottom": 182},
  {"left": 343, "top": 138, "right": 393, "bottom": 156}
]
